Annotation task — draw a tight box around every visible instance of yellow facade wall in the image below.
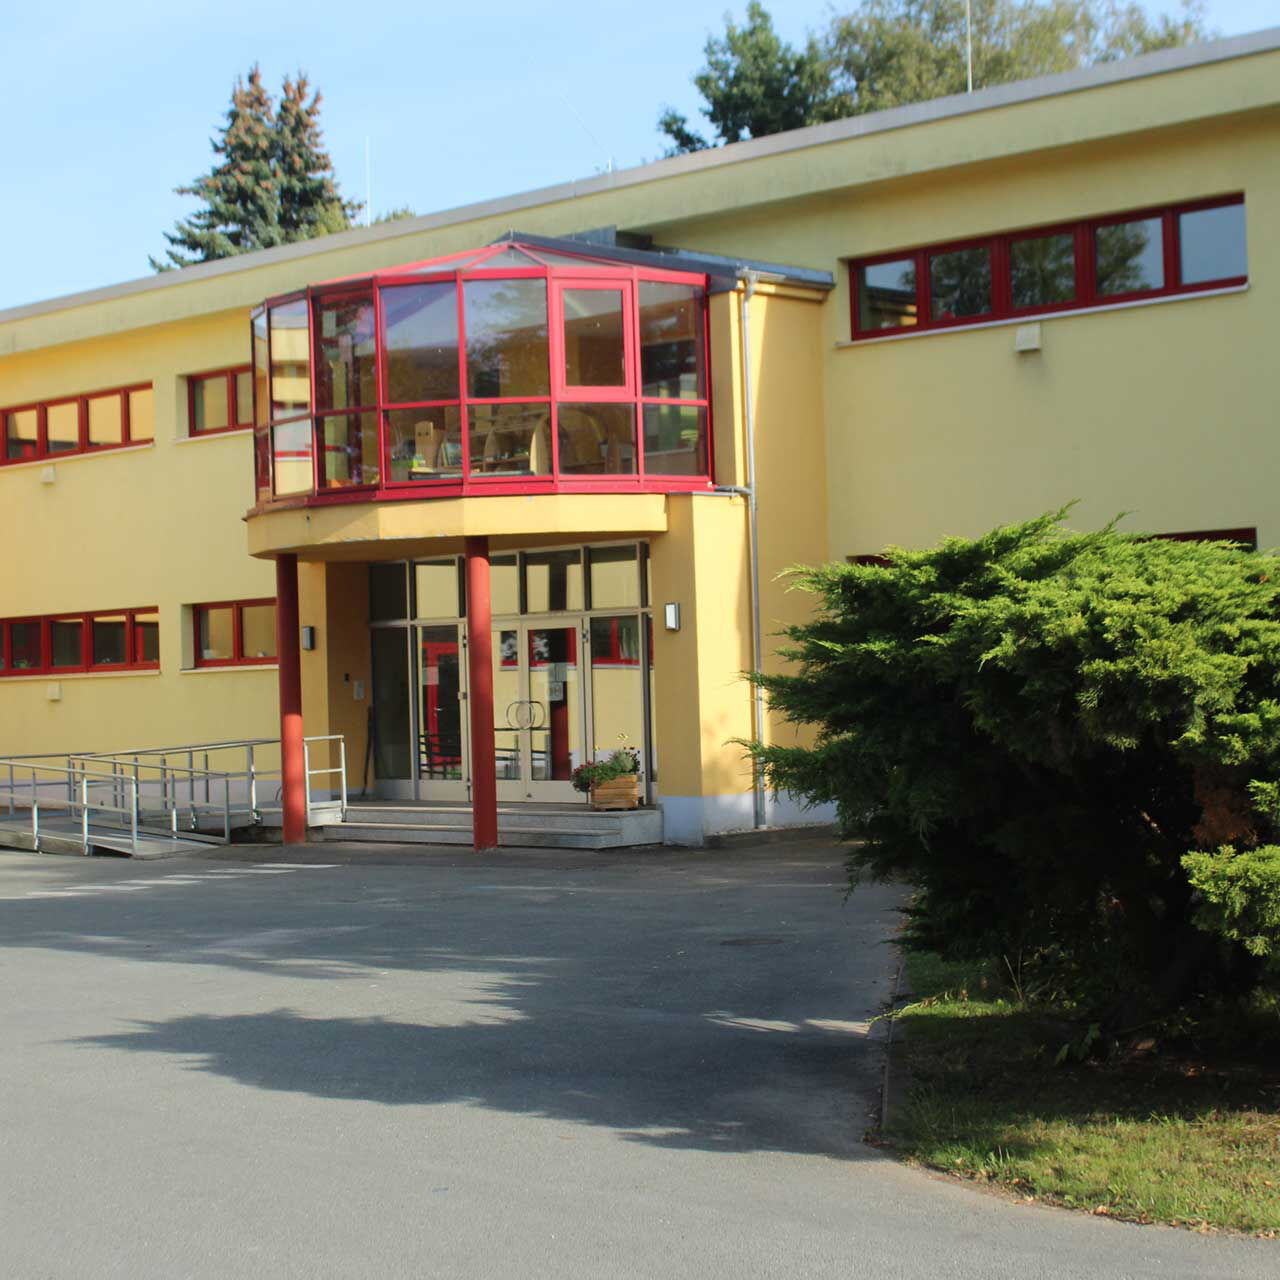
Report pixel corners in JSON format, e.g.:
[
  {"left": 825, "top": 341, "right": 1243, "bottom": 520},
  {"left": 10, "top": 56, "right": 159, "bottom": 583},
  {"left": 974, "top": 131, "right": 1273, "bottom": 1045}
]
[{"left": 0, "top": 310, "right": 279, "bottom": 758}]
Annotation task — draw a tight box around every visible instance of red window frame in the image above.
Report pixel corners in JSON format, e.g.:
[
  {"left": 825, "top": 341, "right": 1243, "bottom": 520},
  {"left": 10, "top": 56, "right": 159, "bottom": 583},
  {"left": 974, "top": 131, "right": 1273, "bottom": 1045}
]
[
  {"left": 188, "top": 365, "right": 253, "bottom": 437},
  {"left": 1, "top": 383, "right": 154, "bottom": 466},
  {"left": 251, "top": 246, "right": 714, "bottom": 507},
  {"left": 192, "top": 598, "right": 278, "bottom": 668},
  {"left": 0, "top": 608, "right": 160, "bottom": 677},
  {"left": 848, "top": 194, "right": 1246, "bottom": 341}
]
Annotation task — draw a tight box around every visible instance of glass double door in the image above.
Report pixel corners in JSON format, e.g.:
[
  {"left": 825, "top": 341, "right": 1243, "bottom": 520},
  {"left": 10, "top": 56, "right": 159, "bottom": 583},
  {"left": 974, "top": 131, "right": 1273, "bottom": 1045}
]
[
  {"left": 384, "top": 614, "right": 648, "bottom": 804},
  {"left": 492, "top": 622, "right": 583, "bottom": 802}
]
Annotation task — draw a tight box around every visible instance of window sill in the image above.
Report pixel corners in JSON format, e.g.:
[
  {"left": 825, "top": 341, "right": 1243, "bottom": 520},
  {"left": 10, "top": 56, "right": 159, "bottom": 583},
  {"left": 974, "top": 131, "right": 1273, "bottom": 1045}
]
[
  {"left": 0, "top": 668, "right": 161, "bottom": 684},
  {"left": 181, "top": 663, "right": 279, "bottom": 674},
  {"left": 175, "top": 428, "right": 253, "bottom": 444},
  {"left": 0, "top": 441, "right": 156, "bottom": 472},
  {"left": 835, "top": 283, "right": 1249, "bottom": 348}
]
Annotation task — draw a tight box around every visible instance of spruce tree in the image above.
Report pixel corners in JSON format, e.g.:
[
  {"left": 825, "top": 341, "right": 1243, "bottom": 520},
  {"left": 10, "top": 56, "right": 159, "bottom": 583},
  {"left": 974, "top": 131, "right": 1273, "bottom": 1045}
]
[
  {"left": 275, "top": 73, "right": 362, "bottom": 241},
  {"left": 151, "top": 67, "right": 282, "bottom": 271},
  {"left": 151, "top": 67, "right": 361, "bottom": 271}
]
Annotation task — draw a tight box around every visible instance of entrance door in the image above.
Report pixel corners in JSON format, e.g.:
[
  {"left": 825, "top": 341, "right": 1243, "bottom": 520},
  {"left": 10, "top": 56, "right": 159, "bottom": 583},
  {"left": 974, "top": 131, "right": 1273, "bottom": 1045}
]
[
  {"left": 491, "top": 622, "right": 584, "bottom": 801},
  {"left": 416, "top": 624, "right": 468, "bottom": 800}
]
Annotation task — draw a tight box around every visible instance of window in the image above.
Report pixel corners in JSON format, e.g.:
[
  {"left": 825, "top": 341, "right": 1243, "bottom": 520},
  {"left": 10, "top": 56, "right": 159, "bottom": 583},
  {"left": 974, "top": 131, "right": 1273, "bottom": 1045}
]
[
  {"left": 189, "top": 366, "right": 253, "bottom": 436},
  {"left": 193, "top": 599, "right": 277, "bottom": 666},
  {"left": 1, "top": 383, "right": 154, "bottom": 464},
  {"left": 849, "top": 194, "right": 1246, "bottom": 339},
  {"left": 0, "top": 608, "right": 160, "bottom": 676},
  {"left": 255, "top": 245, "right": 714, "bottom": 501}
]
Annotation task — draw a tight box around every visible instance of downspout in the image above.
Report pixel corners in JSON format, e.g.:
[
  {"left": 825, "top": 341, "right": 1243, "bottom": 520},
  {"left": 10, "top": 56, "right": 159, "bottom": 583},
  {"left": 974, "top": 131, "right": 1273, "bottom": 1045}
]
[{"left": 718, "top": 270, "right": 768, "bottom": 830}]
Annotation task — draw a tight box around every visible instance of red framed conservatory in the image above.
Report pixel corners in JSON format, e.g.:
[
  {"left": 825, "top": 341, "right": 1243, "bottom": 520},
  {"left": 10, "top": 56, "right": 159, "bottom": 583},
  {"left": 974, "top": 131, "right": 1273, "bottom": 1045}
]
[{"left": 250, "top": 236, "right": 715, "bottom": 508}]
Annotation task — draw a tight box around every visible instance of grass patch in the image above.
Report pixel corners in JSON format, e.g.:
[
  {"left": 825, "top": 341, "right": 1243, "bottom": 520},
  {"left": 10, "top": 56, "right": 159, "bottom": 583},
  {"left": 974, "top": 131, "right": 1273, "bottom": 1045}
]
[{"left": 883, "top": 951, "right": 1280, "bottom": 1235}]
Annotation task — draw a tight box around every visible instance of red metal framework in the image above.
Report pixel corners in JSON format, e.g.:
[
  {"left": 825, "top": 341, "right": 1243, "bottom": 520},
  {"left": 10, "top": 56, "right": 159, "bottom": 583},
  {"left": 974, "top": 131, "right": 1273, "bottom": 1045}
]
[
  {"left": 188, "top": 365, "right": 253, "bottom": 437},
  {"left": 848, "top": 194, "right": 1247, "bottom": 341},
  {"left": 0, "top": 607, "right": 160, "bottom": 676},
  {"left": 192, "top": 598, "right": 278, "bottom": 668},
  {"left": 250, "top": 240, "right": 714, "bottom": 509},
  {"left": 1, "top": 383, "right": 154, "bottom": 466}
]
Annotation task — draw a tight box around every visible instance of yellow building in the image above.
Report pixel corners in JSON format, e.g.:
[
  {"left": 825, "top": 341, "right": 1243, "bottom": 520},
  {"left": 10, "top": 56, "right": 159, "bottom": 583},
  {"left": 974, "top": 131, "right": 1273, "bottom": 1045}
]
[{"left": 2, "top": 30, "right": 1277, "bottom": 848}]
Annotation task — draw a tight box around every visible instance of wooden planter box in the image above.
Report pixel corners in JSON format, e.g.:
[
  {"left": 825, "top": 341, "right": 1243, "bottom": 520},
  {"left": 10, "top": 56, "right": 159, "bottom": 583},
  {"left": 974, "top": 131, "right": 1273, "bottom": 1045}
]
[{"left": 590, "top": 774, "right": 640, "bottom": 811}]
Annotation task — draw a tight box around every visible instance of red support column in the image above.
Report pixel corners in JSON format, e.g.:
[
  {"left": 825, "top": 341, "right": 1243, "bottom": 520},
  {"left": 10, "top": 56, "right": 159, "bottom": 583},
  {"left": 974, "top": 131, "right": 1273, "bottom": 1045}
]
[
  {"left": 276, "top": 553, "right": 307, "bottom": 846},
  {"left": 465, "top": 536, "right": 499, "bottom": 852}
]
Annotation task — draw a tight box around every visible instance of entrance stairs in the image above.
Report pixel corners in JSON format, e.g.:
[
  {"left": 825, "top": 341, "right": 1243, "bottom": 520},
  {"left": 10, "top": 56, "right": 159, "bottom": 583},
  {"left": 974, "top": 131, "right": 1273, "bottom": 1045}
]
[{"left": 325, "top": 802, "right": 663, "bottom": 850}]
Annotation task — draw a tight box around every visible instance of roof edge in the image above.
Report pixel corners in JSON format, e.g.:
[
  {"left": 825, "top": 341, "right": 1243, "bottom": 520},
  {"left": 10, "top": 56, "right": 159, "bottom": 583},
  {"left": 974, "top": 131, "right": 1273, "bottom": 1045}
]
[{"left": 1, "top": 25, "right": 1276, "bottom": 330}]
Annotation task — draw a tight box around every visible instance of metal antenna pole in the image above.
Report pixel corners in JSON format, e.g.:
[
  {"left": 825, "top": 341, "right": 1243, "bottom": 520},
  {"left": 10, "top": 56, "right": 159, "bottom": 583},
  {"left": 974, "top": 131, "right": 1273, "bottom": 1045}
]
[{"left": 966, "top": 0, "right": 975, "bottom": 93}]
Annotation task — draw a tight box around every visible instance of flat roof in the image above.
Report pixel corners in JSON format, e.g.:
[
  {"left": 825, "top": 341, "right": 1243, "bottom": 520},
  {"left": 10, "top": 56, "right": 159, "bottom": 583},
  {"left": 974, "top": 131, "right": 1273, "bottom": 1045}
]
[{"left": 0, "top": 25, "right": 1276, "bottom": 329}]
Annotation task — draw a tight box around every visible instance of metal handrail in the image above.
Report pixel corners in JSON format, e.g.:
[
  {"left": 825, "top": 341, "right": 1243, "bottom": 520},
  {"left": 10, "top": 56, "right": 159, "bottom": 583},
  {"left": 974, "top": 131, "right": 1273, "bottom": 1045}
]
[{"left": 3, "top": 733, "right": 346, "bottom": 853}]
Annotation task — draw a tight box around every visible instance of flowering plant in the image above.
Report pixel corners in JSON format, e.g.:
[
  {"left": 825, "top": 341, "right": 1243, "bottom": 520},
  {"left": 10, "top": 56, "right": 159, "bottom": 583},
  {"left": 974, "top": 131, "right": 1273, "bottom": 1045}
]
[{"left": 571, "top": 747, "right": 641, "bottom": 793}]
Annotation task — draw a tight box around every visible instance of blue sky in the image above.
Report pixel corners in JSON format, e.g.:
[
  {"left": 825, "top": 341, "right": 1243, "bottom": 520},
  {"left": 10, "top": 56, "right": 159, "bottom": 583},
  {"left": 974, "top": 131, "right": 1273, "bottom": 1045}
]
[{"left": 0, "top": 0, "right": 1274, "bottom": 309}]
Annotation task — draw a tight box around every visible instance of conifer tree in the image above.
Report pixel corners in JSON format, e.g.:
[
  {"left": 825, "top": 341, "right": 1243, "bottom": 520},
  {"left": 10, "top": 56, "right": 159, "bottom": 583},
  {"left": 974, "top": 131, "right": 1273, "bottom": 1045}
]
[
  {"left": 275, "top": 73, "right": 362, "bottom": 242},
  {"left": 152, "top": 67, "right": 361, "bottom": 271}
]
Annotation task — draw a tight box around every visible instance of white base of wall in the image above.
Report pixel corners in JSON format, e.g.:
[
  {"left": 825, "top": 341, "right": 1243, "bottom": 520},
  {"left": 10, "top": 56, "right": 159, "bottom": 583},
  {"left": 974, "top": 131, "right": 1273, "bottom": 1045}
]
[{"left": 659, "top": 792, "right": 837, "bottom": 846}]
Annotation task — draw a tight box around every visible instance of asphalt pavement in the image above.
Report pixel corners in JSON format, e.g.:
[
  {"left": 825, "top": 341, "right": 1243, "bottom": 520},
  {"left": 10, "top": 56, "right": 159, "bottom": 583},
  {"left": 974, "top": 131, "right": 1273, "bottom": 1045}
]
[{"left": 0, "top": 841, "right": 1274, "bottom": 1278}]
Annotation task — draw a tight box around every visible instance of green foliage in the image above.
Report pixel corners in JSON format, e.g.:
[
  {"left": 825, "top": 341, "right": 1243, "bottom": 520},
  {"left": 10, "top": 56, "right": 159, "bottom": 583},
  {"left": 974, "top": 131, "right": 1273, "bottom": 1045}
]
[
  {"left": 658, "top": 2, "right": 848, "bottom": 154},
  {"left": 748, "top": 511, "right": 1280, "bottom": 1016},
  {"left": 152, "top": 66, "right": 361, "bottom": 271},
  {"left": 661, "top": 1, "right": 1210, "bottom": 152},
  {"left": 1184, "top": 843, "right": 1280, "bottom": 959},
  {"left": 571, "top": 748, "right": 641, "bottom": 794}
]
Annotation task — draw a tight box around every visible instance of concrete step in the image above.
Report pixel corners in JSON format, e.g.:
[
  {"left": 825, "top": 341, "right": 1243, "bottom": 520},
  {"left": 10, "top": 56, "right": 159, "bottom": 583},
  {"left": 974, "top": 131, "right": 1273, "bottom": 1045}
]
[
  {"left": 340, "top": 805, "right": 658, "bottom": 832},
  {"left": 325, "top": 813, "right": 663, "bottom": 850}
]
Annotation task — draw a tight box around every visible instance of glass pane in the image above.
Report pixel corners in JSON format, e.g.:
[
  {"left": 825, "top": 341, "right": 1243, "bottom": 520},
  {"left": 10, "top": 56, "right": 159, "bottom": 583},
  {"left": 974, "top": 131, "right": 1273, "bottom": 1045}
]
[
  {"left": 91, "top": 615, "right": 127, "bottom": 665},
  {"left": 590, "top": 616, "right": 645, "bottom": 768},
  {"left": 241, "top": 604, "right": 276, "bottom": 660},
  {"left": 382, "top": 282, "right": 459, "bottom": 404},
  {"left": 11, "top": 622, "right": 41, "bottom": 669},
  {"left": 192, "top": 376, "right": 228, "bottom": 434},
  {"left": 315, "top": 293, "right": 377, "bottom": 411},
  {"left": 414, "top": 560, "right": 460, "bottom": 619},
  {"left": 1011, "top": 233, "right": 1076, "bottom": 309},
  {"left": 464, "top": 278, "right": 549, "bottom": 397},
  {"left": 467, "top": 247, "right": 541, "bottom": 270},
  {"left": 87, "top": 394, "right": 123, "bottom": 445},
  {"left": 857, "top": 258, "right": 917, "bottom": 331},
  {"left": 272, "top": 420, "right": 313, "bottom": 496},
  {"left": 468, "top": 403, "right": 551, "bottom": 477},
  {"left": 642, "top": 404, "right": 707, "bottom": 476},
  {"left": 128, "top": 388, "right": 154, "bottom": 441},
  {"left": 369, "top": 563, "right": 408, "bottom": 622},
  {"left": 525, "top": 550, "right": 582, "bottom": 614},
  {"left": 558, "top": 404, "right": 636, "bottom": 475},
  {"left": 930, "top": 247, "right": 992, "bottom": 321},
  {"left": 198, "top": 606, "right": 235, "bottom": 662},
  {"left": 50, "top": 620, "right": 82, "bottom": 668},
  {"left": 563, "top": 288, "right": 625, "bottom": 386},
  {"left": 529, "top": 626, "right": 581, "bottom": 782},
  {"left": 491, "top": 555, "right": 519, "bottom": 616},
  {"left": 588, "top": 545, "right": 639, "bottom": 609},
  {"left": 270, "top": 300, "right": 311, "bottom": 420},
  {"left": 493, "top": 628, "right": 522, "bottom": 780},
  {"left": 252, "top": 311, "right": 270, "bottom": 430},
  {"left": 235, "top": 370, "right": 254, "bottom": 426},
  {"left": 639, "top": 282, "right": 704, "bottom": 397},
  {"left": 1096, "top": 218, "right": 1164, "bottom": 296},
  {"left": 46, "top": 401, "right": 79, "bottom": 454},
  {"left": 4, "top": 409, "right": 38, "bottom": 461},
  {"left": 317, "top": 411, "right": 379, "bottom": 489},
  {"left": 134, "top": 613, "right": 159, "bottom": 664},
  {"left": 418, "top": 626, "right": 463, "bottom": 780},
  {"left": 1179, "top": 204, "right": 1246, "bottom": 285},
  {"left": 525, "top": 249, "right": 608, "bottom": 268},
  {"left": 387, "top": 406, "right": 462, "bottom": 482},
  {"left": 371, "top": 628, "right": 412, "bottom": 779}
]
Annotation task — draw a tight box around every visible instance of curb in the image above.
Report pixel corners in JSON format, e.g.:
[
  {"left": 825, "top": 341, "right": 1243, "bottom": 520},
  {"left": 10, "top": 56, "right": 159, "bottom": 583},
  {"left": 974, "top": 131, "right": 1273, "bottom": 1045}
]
[{"left": 880, "top": 949, "right": 912, "bottom": 1134}]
